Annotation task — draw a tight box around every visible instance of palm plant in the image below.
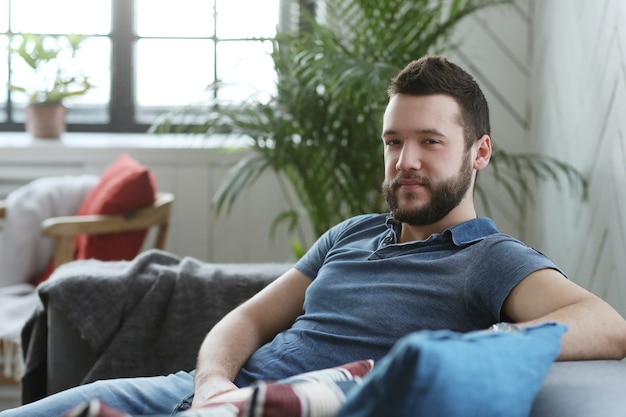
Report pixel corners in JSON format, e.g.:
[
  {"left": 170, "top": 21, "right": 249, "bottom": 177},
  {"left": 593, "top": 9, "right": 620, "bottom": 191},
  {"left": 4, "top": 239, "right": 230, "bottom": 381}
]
[{"left": 152, "top": 0, "right": 586, "bottom": 254}]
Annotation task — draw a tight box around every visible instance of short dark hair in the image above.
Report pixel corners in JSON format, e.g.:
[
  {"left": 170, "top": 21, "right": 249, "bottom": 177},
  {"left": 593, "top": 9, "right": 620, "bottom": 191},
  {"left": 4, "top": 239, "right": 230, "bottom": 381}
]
[{"left": 388, "top": 55, "right": 490, "bottom": 150}]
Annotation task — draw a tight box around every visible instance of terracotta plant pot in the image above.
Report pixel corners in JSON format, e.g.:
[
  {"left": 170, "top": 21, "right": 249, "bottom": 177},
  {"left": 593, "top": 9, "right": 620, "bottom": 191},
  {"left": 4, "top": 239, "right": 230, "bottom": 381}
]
[{"left": 26, "top": 103, "right": 67, "bottom": 139}]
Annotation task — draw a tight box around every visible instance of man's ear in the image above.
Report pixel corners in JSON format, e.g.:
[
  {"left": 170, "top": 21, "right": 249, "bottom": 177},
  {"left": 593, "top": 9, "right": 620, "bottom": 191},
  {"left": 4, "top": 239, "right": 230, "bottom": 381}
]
[{"left": 473, "top": 135, "right": 492, "bottom": 171}]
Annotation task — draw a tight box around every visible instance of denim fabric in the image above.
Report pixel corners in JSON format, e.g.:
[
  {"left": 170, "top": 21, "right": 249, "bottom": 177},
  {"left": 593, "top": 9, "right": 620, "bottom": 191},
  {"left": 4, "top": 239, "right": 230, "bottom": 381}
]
[{"left": 0, "top": 370, "right": 194, "bottom": 417}]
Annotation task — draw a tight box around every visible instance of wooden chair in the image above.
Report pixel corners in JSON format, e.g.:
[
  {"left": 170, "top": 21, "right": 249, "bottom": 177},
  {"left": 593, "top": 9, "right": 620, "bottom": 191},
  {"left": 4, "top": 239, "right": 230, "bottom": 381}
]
[
  {"left": 0, "top": 191, "right": 174, "bottom": 385},
  {"left": 41, "top": 191, "right": 175, "bottom": 269}
]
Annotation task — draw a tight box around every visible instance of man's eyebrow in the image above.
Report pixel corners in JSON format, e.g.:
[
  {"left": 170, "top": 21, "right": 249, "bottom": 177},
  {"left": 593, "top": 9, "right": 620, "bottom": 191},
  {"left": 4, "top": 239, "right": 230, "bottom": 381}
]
[{"left": 382, "top": 128, "right": 447, "bottom": 137}]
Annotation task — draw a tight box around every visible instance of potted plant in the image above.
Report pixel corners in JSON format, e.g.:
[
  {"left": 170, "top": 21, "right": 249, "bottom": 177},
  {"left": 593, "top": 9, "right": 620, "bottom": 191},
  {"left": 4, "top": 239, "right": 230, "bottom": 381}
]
[
  {"left": 9, "top": 33, "right": 93, "bottom": 139},
  {"left": 152, "top": 0, "right": 586, "bottom": 255}
]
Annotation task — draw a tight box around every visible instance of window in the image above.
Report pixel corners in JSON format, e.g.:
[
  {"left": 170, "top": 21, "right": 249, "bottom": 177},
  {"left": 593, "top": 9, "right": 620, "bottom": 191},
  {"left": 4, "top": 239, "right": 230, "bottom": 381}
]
[{"left": 0, "top": 0, "right": 285, "bottom": 132}]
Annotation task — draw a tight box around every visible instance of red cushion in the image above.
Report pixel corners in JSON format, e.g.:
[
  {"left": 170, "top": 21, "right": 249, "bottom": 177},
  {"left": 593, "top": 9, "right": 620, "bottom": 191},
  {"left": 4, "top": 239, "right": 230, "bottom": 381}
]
[{"left": 73, "top": 153, "right": 157, "bottom": 261}]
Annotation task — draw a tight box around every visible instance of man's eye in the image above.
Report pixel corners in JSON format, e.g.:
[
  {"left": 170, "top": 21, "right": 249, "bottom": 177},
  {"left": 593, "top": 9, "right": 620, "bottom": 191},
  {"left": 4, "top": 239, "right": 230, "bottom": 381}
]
[{"left": 386, "top": 139, "right": 400, "bottom": 146}]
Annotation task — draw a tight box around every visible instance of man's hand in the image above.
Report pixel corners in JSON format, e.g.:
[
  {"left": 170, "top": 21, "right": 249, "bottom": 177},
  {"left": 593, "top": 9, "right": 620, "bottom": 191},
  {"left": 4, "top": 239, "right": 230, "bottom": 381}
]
[
  {"left": 191, "top": 374, "right": 238, "bottom": 409},
  {"left": 190, "top": 268, "right": 312, "bottom": 409}
]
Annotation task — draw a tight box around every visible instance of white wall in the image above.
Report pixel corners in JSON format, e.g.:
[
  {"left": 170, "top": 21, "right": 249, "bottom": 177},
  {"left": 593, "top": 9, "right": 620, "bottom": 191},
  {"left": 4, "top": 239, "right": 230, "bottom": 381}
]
[
  {"left": 449, "top": 0, "right": 535, "bottom": 240},
  {"left": 448, "top": 0, "right": 626, "bottom": 317},
  {"left": 526, "top": 0, "right": 626, "bottom": 316}
]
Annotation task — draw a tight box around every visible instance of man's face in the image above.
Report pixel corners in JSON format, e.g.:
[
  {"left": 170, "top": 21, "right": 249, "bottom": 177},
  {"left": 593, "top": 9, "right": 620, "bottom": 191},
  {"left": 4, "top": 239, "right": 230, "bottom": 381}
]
[{"left": 381, "top": 94, "right": 474, "bottom": 226}]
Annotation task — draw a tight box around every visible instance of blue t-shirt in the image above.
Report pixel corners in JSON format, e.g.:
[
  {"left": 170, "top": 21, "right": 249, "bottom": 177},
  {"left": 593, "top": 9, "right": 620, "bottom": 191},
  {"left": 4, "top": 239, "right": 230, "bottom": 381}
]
[{"left": 234, "top": 215, "right": 562, "bottom": 385}]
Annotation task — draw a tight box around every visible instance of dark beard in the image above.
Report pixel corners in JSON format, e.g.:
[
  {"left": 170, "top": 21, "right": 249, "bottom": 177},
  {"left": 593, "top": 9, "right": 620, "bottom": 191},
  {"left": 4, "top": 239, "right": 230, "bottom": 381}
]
[{"left": 382, "top": 154, "right": 473, "bottom": 226}]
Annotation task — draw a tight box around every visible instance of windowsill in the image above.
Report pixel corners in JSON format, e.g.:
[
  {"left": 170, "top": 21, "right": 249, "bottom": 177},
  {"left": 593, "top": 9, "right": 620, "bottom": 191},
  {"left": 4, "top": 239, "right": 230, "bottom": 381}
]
[{"left": 0, "top": 131, "right": 252, "bottom": 149}]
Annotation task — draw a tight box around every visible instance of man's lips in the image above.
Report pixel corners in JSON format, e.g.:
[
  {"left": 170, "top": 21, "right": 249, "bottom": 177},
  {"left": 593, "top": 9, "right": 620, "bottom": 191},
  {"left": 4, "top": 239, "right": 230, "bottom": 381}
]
[
  {"left": 395, "top": 177, "right": 429, "bottom": 189},
  {"left": 397, "top": 183, "right": 426, "bottom": 193},
  {"left": 398, "top": 179, "right": 424, "bottom": 186}
]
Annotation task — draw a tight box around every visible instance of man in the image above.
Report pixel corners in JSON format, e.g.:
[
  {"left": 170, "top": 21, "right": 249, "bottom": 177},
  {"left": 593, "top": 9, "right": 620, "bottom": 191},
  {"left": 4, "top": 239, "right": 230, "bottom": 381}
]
[{"left": 2, "top": 55, "right": 625, "bottom": 416}]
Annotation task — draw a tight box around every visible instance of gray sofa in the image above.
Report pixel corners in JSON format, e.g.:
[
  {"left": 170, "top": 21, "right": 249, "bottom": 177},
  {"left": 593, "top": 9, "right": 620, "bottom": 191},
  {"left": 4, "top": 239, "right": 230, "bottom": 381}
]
[{"left": 20, "top": 250, "right": 626, "bottom": 416}]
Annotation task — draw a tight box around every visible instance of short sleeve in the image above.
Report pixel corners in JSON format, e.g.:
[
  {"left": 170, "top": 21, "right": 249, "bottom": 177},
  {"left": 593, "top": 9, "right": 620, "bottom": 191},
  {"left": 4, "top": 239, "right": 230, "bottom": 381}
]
[{"left": 464, "top": 235, "right": 565, "bottom": 321}]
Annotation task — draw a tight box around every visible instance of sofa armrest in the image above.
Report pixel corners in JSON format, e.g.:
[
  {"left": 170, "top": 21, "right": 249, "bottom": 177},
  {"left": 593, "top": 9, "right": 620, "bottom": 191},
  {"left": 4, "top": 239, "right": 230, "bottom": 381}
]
[
  {"left": 531, "top": 360, "right": 626, "bottom": 417},
  {"left": 35, "top": 256, "right": 292, "bottom": 401}
]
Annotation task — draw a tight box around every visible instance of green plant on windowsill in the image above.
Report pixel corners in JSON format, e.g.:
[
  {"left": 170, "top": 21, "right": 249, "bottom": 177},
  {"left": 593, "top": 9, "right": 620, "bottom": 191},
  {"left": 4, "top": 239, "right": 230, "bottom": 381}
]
[
  {"left": 9, "top": 33, "right": 93, "bottom": 138},
  {"left": 9, "top": 33, "right": 92, "bottom": 104},
  {"left": 152, "top": 0, "right": 587, "bottom": 256}
]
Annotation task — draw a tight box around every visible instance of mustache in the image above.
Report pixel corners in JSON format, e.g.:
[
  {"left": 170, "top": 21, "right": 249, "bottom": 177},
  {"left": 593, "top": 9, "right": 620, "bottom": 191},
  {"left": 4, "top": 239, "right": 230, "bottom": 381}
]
[{"left": 390, "top": 173, "right": 431, "bottom": 188}]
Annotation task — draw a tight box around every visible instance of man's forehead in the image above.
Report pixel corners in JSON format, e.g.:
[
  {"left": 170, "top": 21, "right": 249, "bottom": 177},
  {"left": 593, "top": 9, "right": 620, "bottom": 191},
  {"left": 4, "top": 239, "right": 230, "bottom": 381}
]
[{"left": 382, "top": 94, "right": 463, "bottom": 134}]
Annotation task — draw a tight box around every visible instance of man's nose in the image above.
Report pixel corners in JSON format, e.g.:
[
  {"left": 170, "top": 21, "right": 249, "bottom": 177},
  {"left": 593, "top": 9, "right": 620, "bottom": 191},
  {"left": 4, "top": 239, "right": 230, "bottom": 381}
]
[{"left": 395, "top": 144, "right": 422, "bottom": 171}]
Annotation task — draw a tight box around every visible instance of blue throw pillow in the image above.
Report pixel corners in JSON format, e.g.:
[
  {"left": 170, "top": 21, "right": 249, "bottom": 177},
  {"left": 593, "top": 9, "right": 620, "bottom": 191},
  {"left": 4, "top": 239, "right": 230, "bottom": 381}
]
[{"left": 337, "top": 322, "right": 566, "bottom": 417}]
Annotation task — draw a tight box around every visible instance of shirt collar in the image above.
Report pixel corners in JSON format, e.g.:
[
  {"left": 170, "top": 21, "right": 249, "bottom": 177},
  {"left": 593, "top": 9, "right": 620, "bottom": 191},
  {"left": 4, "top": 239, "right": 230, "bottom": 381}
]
[
  {"left": 384, "top": 216, "right": 498, "bottom": 246},
  {"left": 444, "top": 217, "right": 499, "bottom": 245}
]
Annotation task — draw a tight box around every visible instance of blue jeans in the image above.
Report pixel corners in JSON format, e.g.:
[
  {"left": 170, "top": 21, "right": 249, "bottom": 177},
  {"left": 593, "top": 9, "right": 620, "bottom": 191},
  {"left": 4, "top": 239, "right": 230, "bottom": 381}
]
[{"left": 0, "top": 371, "right": 195, "bottom": 417}]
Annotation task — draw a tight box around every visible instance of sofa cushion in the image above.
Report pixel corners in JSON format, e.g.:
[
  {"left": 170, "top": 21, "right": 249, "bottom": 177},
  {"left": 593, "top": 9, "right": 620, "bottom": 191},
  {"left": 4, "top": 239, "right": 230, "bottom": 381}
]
[
  {"left": 337, "top": 322, "right": 566, "bottom": 417},
  {"left": 73, "top": 153, "right": 157, "bottom": 262}
]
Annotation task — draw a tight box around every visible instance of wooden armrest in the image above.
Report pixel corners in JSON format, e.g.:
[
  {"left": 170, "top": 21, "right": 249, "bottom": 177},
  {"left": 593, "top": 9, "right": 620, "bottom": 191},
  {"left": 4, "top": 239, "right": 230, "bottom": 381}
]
[
  {"left": 41, "top": 192, "right": 174, "bottom": 268},
  {"left": 41, "top": 192, "right": 174, "bottom": 236},
  {"left": 0, "top": 199, "right": 6, "bottom": 219}
]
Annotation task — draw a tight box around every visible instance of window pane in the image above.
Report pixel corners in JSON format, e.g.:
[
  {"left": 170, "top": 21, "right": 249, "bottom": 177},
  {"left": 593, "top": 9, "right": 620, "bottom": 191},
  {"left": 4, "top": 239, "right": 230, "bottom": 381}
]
[
  {"left": 0, "top": 0, "right": 8, "bottom": 32},
  {"left": 216, "top": 0, "right": 280, "bottom": 39},
  {"left": 65, "top": 37, "right": 111, "bottom": 123},
  {"left": 66, "top": 37, "right": 111, "bottom": 105},
  {"left": 11, "top": 0, "right": 111, "bottom": 34},
  {"left": 137, "top": 0, "right": 214, "bottom": 37},
  {"left": 216, "top": 40, "right": 276, "bottom": 104},
  {"left": 136, "top": 39, "right": 215, "bottom": 115}
]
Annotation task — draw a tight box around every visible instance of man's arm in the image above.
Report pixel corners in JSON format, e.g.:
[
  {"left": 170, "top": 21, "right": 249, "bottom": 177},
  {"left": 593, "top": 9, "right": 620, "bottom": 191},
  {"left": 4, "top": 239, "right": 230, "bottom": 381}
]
[
  {"left": 502, "top": 268, "right": 626, "bottom": 360},
  {"left": 191, "top": 267, "right": 312, "bottom": 408}
]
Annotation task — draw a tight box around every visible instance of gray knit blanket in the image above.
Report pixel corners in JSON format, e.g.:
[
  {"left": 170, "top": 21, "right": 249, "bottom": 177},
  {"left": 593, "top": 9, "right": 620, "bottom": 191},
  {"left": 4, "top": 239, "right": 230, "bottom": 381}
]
[{"left": 21, "top": 249, "right": 291, "bottom": 402}]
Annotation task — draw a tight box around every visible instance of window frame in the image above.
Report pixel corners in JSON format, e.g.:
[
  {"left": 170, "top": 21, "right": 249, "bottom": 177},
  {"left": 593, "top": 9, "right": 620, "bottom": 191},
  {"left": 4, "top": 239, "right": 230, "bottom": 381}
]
[{"left": 0, "top": 0, "right": 297, "bottom": 134}]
